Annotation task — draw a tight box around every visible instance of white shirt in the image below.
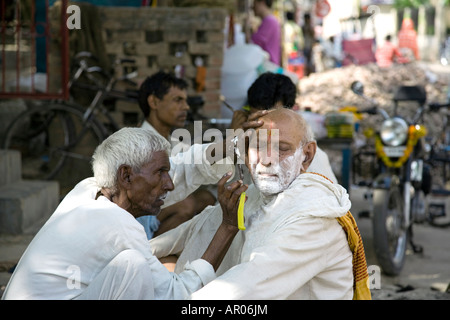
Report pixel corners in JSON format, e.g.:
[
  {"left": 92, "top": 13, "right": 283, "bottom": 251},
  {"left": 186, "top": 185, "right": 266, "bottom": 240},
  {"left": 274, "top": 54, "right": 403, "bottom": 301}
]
[
  {"left": 3, "top": 144, "right": 234, "bottom": 300},
  {"left": 308, "top": 146, "right": 337, "bottom": 184},
  {"left": 150, "top": 173, "right": 353, "bottom": 299}
]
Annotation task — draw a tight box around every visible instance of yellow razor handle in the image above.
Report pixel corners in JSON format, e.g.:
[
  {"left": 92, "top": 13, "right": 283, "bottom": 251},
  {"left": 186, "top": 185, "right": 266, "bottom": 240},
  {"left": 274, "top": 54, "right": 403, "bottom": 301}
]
[{"left": 237, "top": 192, "right": 246, "bottom": 230}]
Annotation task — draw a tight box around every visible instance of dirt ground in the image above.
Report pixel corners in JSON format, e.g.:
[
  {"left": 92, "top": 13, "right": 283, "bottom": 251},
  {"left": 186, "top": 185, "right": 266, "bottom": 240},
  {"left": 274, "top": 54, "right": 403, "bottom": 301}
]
[{"left": 351, "top": 186, "right": 450, "bottom": 300}]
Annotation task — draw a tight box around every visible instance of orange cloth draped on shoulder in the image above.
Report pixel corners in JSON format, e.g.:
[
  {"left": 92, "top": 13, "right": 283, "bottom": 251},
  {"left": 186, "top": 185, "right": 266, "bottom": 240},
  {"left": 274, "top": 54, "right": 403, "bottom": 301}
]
[{"left": 336, "top": 211, "right": 372, "bottom": 300}]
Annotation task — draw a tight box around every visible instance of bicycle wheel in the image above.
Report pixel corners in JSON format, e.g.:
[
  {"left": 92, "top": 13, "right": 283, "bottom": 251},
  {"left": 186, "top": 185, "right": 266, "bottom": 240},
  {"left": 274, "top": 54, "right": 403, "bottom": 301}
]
[{"left": 3, "top": 102, "right": 106, "bottom": 195}]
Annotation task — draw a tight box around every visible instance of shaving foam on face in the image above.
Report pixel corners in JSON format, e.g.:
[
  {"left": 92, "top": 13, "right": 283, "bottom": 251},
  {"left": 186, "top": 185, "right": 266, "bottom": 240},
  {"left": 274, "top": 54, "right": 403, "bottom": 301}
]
[{"left": 250, "top": 146, "right": 305, "bottom": 196}]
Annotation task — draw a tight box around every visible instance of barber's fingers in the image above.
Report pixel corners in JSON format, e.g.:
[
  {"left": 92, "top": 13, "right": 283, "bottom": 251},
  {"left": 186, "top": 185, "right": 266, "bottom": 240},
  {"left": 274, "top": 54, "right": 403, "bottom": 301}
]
[
  {"left": 226, "top": 180, "right": 247, "bottom": 199},
  {"left": 219, "top": 178, "right": 247, "bottom": 205},
  {"left": 221, "top": 180, "right": 248, "bottom": 214},
  {"left": 242, "top": 120, "right": 263, "bottom": 131},
  {"left": 219, "top": 179, "right": 242, "bottom": 201},
  {"left": 230, "top": 110, "right": 249, "bottom": 130},
  {"left": 248, "top": 110, "right": 268, "bottom": 121},
  {"left": 242, "top": 110, "right": 268, "bottom": 131},
  {"left": 217, "top": 171, "right": 233, "bottom": 195},
  {"left": 229, "top": 183, "right": 248, "bottom": 205}
]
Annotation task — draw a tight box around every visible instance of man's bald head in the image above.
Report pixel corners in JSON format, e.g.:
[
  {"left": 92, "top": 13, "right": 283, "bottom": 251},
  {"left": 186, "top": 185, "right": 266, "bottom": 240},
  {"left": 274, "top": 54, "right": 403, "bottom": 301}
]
[{"left": 256, "top": 108, "right": 315, "bottom": 148}]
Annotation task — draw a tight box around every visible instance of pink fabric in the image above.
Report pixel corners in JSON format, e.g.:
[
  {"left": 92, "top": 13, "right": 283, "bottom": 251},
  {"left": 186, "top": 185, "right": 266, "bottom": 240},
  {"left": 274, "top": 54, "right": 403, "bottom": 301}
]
[
  {"left": 375, "top": 41, "right": 401, "bottom": 68},
  {"left": 251, "top": 15, "right": 281, "bottom": 65}
]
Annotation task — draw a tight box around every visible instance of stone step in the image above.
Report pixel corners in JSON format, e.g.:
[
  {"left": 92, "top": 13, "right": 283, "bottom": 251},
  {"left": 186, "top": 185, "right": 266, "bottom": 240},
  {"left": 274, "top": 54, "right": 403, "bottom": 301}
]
[
  {"left": 0, "top": 150, "right": 21, "bottom": 188},
  {"left": 0, "top": 180, "right": 59, "bottom": 235},
  {"left": 0, "top": 99, "right": 27, "bottom": 143}
]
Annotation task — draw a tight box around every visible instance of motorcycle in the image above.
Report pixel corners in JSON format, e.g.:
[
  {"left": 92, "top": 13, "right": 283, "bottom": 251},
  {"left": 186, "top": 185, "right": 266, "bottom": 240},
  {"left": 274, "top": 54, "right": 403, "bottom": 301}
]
[{"left": 351, "top": 81, "right": 431, "bottom": 275}]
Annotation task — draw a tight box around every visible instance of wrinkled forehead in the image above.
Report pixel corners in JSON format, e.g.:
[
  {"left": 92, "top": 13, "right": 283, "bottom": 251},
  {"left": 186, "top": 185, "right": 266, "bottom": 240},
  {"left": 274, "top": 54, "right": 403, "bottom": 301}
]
[{"left": 252, "top": 115, "right": 304, "bottom": 147}]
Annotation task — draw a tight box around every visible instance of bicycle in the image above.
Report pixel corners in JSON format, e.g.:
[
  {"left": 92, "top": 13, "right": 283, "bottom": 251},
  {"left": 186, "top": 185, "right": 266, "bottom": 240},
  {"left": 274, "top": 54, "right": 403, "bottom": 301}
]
[{"left": 2, "top": 51, "right": 140, "bottom": 195}]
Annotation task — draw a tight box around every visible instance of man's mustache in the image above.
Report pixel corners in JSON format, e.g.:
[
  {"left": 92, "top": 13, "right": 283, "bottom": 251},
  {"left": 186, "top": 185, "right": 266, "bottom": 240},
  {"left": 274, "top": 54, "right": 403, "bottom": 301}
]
[{"left": 254, "top": 164, "right": 280, "bottom": 176}]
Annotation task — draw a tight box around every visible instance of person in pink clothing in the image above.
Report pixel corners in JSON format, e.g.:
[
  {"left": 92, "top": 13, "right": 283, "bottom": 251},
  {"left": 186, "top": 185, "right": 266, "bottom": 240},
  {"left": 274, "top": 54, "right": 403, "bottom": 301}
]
[
  {"left": 246, "top": 0, "right": 281, "bottom": 65},
  {"left": 375, "top": 35, "right": 403, "bottom": 68}
]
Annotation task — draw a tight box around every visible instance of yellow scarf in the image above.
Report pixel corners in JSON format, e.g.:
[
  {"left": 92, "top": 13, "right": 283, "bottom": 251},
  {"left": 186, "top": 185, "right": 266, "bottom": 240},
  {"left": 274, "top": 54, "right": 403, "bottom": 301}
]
[
  {"left": 308, "top": 173, "right": 372, "bottom": 300},
  {"left": 337, "top": 211, "right": 372, "bottom": 300}
]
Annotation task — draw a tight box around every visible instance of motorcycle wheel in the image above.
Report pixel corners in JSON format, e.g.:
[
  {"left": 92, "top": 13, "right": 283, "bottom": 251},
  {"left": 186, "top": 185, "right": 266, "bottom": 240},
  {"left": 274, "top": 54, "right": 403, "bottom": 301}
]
[{"left": 372, "top": 186, "right": 408, "bottom": 276}]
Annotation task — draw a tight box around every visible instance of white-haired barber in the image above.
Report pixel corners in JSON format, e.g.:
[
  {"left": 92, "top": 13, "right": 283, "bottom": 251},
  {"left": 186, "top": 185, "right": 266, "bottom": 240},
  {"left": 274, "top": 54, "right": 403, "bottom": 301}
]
[{"left": 2, "top": 128, "right": 246, "bottom": 300}]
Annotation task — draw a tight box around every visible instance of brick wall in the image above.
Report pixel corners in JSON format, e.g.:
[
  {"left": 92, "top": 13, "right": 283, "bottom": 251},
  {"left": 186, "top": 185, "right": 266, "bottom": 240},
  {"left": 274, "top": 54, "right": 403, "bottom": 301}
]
[
  {"left": 100, "top": 7, "right": 227, "bottom": 118},
  {"left": 50, "top": 6, "right": 227, "bottom": 122}
]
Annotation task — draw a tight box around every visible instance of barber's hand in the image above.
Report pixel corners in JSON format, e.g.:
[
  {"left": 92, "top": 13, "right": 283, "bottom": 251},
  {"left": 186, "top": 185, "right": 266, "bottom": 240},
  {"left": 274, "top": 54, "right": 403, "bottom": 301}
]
[
  {"left": 209, "top": 110, "right": 269, "bottom": 165},
  {"left": 225, "top": 109, "right": 270, "bottom": 165},
  {"left": 217, "top": 172, "right": 248, "bottom": 230},
  {"left": 230, "top": 110, "right": 248, "bottom": 130},
  {"left": 236, "top": 110, "right": 268, "bottom": 164},
  {"left": 200, "top": 172, "right": 247, "bottom": 271},
  {"left": 241, "top": 110, "right": 267, "bottom": 131}
]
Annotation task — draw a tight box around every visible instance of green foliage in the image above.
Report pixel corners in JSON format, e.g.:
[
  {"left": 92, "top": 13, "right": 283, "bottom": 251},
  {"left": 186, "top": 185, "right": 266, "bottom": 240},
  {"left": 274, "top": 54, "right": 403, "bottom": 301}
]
[{"left": 393, "top": 0, "right": 430, "bottom": 8}]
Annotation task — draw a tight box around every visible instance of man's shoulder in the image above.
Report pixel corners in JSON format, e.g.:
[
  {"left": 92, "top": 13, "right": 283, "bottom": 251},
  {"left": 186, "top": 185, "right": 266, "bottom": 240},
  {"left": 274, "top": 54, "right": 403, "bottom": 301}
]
[
  {"left": 265, "top": 14, "right": 279, "bottom": 23},
  {"left": 141, "top": 121, "right": 165, "bottom": 138}
]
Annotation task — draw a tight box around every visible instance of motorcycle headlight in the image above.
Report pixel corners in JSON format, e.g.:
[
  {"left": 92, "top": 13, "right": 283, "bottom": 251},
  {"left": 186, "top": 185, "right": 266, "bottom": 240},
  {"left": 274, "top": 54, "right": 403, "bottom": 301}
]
[{"left": 380, "top": 118, "right": 408, "bottom": 146}]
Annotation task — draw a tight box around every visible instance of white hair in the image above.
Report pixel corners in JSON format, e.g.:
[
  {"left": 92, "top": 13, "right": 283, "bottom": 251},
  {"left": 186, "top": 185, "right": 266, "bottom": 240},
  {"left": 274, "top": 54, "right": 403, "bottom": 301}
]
[
  {"left": 300, "top": 116, "right": 315, "bottom": 144},
  {"left": 92, "top": 127, "right": 171, "bottom": 191}
]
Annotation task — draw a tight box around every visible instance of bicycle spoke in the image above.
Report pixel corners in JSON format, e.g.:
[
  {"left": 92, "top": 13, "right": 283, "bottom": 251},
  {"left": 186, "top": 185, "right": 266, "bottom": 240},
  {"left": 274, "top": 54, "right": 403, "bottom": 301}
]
[
  {"left": 3, "top": 103, "right": 105, "bottom": 195},
  {"left": 57, "top": 150, "right": 93, "bottom": 161}
]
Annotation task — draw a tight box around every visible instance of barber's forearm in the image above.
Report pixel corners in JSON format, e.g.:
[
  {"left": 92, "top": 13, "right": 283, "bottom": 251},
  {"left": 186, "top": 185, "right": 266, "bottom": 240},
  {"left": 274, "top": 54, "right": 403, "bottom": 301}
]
[
  {"left": 165, "top": 144, "right": 232, "bottom": 206},
  {"left": 149, "top": 219, "right": 191, "bottom": 258},
  {"left": 201, "top": 222, "right": 239, "bottom": 271}
]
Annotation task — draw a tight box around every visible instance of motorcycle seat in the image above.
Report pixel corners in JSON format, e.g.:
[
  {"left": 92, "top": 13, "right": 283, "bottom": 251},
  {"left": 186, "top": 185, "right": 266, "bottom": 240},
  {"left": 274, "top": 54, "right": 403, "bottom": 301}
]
[{"left": 393, "top": 85, "right": 427, "bottom": 104}]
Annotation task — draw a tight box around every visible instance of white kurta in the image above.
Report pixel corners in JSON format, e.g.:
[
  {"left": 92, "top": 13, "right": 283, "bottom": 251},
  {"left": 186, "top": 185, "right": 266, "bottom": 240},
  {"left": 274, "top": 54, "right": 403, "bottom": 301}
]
[
  {"left": 307, "top": 146, "right": 337, "bottom": 184},
  {"left": 3, "top": 144, "right": 234, "bottom": 300},
  {"left": 150, "top": 173, "right": 354, "bottom": 300}
]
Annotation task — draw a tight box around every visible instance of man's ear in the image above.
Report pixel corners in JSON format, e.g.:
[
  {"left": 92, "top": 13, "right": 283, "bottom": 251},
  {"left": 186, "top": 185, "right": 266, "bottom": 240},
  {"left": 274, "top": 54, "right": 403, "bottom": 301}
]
[
  {"left": 302, "top": 141, "right": 317, "bottom": 171},
  {"left": 117, "top": 165, "right": 133, "bottom": 190},
  {"left": 147, "top": 94, "right": 158, "bottom": 111}
]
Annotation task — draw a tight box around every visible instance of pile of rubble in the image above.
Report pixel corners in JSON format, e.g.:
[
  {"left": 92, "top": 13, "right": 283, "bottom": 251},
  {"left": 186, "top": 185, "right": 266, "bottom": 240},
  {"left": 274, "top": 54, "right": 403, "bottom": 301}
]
[
  {"left": 297, "top": 62, "right": 449, "bottom": 139},
  {"left": 298, "top": 62, "right": 449, "bottom": 113}
]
